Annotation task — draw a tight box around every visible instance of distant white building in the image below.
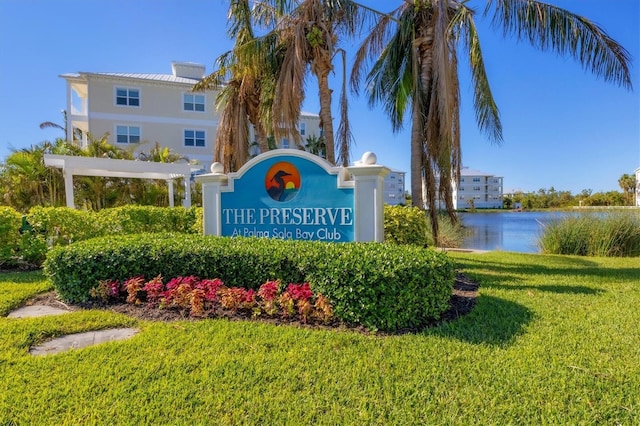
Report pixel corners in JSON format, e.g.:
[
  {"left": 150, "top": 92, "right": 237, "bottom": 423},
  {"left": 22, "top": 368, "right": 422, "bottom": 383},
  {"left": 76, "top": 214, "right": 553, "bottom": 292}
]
[
  {"left": 383, "top": 170, "right": 406, "bottom": 205},
  {"left": 454, "top": 168, "right": 503, "bottom": 209},
  {"left": 436, "top": 167, "right": 503, "bottom": 209},
  {"left": 635, "top": 167, "right": 640, "bottom": 207}
]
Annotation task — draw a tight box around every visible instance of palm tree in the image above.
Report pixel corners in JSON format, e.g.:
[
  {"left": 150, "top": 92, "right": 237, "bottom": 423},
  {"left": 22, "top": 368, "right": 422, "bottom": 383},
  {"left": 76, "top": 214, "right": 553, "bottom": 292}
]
[
  {"left": 194, "top": 0, "right": 279, "bottom": 172},
  {"left": 39, "top": 110, "right": 83, "bottom": 141},
  {"left": 353, "top": 0, "right": 632, "bottom": 243},
  {"left": 618, "top": 173, "right": 637, "bottom": 206},
  {"left": 258, "top": 0, "right": 366, "bottom": 166},
  {"left": 305, "top": 134, "right": 327, "bottom": 158},
  {"left": 137, "top": 142, "right": 188, "bottom": 163}
]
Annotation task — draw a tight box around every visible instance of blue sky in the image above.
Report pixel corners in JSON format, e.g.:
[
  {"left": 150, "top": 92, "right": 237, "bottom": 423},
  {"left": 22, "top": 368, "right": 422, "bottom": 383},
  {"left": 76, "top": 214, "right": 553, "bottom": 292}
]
[{"left": 1, "top": 0, "right": 638, "bottom": 194}]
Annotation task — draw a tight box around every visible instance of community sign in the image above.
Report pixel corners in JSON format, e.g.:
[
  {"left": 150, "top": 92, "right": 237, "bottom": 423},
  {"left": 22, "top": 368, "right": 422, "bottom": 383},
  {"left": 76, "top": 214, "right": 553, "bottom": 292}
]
[{"left": 196, "top": 150, "right": 389, "bottom": 243}]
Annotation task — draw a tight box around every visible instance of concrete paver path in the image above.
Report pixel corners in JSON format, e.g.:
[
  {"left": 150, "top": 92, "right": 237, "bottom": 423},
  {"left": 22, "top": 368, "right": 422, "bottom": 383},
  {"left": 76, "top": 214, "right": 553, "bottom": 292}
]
[
  {"left": 8, "top": 305, "right": 71, "bottom": 318},
  {"left": 29, "top": 328, "right": 140, "bottom": 356},
  {"left": 6, "top": 298, "right": 140, "bottom": 356}
]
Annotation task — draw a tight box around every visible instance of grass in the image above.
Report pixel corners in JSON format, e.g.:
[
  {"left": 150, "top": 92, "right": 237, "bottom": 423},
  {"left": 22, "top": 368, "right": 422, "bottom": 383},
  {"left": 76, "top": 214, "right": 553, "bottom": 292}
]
[
  {"left": 1, "top": 251, "right": 639, "bottom": 424},
  {"left": 538, "top": 212, "right": 640, "bottom": 257}
]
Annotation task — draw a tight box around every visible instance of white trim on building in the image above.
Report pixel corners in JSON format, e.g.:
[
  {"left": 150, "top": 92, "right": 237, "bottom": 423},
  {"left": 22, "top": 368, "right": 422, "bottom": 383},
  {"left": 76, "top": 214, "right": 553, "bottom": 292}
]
[{"left": 635, "top": 167, "right": 640, "bottom": 207}]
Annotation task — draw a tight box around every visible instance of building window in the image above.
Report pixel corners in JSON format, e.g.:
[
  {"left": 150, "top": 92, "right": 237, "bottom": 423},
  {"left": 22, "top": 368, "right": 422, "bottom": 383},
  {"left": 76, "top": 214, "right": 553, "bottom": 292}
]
[
  {"left": 299, "top": 122, "right": 306, "bottom": 136},
  {"left": 116, "top": 125, "right": 140, "bottom": 144},
  {"left": 184, "top": 129, "right": 205, "bottom": 147},
  {"left": 281, "top": 138, "right": 289, "bottom": 149},
  {"left": 473, "top": 186, "right": 481, "bottom": 191},
  {"left": 184, "top": 94, "right": 205, "bottom": 112},
  {"left": 460, "top": 178, "right": 465, "bottom": 182},
  {"left": 472, "top": 177, "right": 481, "bottom": 182},
  {"left": 459, "top": 187, "right": 464, "bottom": 191},
  {"left": 116, "top": 88, "right": 140, "bottom": 107}
]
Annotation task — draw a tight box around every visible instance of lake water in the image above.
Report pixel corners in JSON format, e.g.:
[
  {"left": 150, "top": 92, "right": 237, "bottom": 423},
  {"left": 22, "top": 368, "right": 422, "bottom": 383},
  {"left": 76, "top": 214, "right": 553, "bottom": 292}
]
[{"left": 459, "top": 211, "right": 569, "bottom": 253}]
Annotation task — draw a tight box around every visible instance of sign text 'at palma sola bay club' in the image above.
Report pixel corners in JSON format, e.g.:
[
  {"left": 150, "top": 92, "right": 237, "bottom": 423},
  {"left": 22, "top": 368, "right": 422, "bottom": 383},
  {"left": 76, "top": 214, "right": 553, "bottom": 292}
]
[{"left": 196, "top": 150, "right": 390, "bottom": 242}]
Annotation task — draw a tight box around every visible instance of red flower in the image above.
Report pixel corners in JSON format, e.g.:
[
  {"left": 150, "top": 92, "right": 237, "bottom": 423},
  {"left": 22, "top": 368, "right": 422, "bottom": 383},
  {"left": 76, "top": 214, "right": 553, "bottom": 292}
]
[
  {"left": 287, "top": 283, "right": 313, "bottom": 301},
  {"left": 258, "top": 281, "right": 279, "bottom": 301}
]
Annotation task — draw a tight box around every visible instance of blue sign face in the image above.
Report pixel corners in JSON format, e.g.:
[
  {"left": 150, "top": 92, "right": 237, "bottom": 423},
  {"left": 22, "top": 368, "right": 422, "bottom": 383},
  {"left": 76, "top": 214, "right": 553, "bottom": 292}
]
[{"left": 220, "top": 153, "right": 354, "bottom": 242}]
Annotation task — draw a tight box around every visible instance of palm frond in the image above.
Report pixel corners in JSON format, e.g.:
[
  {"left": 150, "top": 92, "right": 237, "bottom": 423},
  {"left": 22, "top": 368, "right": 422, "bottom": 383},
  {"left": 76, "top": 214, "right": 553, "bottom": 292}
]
[
  {"left": 452, "top": 4, "right": 503, "bottom": 143},
  {"left": 486, "top": 0, "right": 632, "bottom": 89}
]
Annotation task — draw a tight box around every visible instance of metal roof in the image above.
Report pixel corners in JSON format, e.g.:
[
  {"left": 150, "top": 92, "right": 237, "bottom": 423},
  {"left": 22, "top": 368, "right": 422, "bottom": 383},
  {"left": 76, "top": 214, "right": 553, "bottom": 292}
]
[{"left": 87, "top": 72, "right": 200, "bottom": 84}]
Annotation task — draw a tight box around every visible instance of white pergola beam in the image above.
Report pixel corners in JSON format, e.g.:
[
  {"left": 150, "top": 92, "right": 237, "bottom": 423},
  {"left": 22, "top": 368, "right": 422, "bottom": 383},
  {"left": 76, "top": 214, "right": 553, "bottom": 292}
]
[{"left": 44, "top": 154, "right": 198, "bottom": 209}]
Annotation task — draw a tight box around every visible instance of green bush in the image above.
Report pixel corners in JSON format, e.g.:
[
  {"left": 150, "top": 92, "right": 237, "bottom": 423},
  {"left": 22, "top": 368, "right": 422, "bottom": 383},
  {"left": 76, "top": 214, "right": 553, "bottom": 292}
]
[
  {"left": 0, "top": 207, "right": 22, "bottom": 266},
  {"left": 16, "top": 205, "right": 200, "bottom": 266},
  {"left": 538, "top": 212, "right": 640, "bottom": 257},
  {"left": 44, "top": 234, "right": 455, "bottom": 331},
  {"left": 384, "top": 205, "right": 430, "bottom": 246},
  {"left": 384, "top": 204, "right": 464, "bottom": 248}
]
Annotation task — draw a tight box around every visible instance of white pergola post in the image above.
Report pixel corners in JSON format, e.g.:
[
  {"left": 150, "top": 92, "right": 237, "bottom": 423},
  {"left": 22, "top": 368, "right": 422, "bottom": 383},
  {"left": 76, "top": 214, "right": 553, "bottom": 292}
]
[
  {"left": 183, "top": 174, "right": 192, "bottom": 208},
  {"left": 63, "top": 169, "right": 75, "bottom": 208},
  {"left": 167, "top": 180, "right": 175, "bottom": 207}
]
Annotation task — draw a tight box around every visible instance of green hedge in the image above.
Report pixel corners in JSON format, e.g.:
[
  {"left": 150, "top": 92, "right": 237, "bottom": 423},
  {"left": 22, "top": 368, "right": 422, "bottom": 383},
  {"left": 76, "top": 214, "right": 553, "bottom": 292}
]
[
  {"left": 0, "top": 207, "right": 22, "bottom": 266},
  {"left": 44, "top": 234, "right": 455, "bottom": 331},
  {"left": 0, "top": 205, "right": 201, "bottom": 266},
  {"left": 4, "top": 203, "right": 457, "bottom": 268}
]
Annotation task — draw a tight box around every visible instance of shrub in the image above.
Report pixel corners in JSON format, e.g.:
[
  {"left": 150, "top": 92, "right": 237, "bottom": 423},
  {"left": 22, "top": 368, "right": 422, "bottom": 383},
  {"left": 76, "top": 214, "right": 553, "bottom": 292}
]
[
  {"left": 44, "top": 234, "right": 455, "bottom": 331},
  {"left": 384, "top": 204, "right": 464, "bottom": 248},
  {"left": 17, "top": 205, "right": 200, "bottom": 267},
  {"left": 384, "top": 205, "right": 430, "bottom": 246},
  {"left": 89, "top": 274, "right": 332, "bottom": 322},
  {"left": 0, "top": 207, "right": 22, "bottom": 266}
]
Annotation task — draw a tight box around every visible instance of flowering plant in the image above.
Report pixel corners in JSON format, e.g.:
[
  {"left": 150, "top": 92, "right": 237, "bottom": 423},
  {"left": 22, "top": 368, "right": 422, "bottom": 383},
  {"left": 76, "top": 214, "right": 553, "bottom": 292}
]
[{"left": 89, "top": 275, "right": 334, "bottom": 324}]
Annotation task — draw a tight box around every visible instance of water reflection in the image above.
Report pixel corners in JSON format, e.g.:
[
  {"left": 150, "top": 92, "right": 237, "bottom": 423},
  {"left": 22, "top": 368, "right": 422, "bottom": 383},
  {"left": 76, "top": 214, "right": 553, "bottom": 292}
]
[{"left": 459, "top": 211, "right": 567, "bottom": 253}]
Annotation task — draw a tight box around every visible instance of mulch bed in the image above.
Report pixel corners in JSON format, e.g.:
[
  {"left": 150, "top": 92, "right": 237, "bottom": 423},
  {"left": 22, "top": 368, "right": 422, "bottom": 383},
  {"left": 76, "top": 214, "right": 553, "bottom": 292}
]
[{"left": 16, "top": 273, "right": 479, "bottom": 334}]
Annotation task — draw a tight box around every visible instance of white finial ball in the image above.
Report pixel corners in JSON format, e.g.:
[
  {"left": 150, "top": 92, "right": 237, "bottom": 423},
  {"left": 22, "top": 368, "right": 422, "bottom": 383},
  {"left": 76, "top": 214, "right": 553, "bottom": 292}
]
[
  {"left": 210, "top": 162, "right": 224, "bottom": 174},
  {"left": 361, "top": 151, "right": 377, "bottom": 165}
]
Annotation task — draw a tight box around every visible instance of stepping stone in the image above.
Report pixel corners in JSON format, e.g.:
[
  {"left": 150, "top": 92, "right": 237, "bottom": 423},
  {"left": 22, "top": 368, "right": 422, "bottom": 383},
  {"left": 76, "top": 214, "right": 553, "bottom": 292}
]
[
  {"left": 7, "top": 305, "right": 71, "bottom": 318},
  {"left": 30, "top": 328, "right": 140, "bottom": 356}
]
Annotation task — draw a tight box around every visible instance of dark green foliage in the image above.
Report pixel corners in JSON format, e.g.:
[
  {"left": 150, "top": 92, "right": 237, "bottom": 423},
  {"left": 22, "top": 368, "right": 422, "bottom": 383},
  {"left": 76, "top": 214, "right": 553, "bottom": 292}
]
[
  {"left": 43, "top": 234, "right": 455, "bottom": 331},
  {"left": 1, "top": 205, "right": 201, "bottom": 267},
  {"left": 0, "top": 207, "right": 22, "bottom": 266}
]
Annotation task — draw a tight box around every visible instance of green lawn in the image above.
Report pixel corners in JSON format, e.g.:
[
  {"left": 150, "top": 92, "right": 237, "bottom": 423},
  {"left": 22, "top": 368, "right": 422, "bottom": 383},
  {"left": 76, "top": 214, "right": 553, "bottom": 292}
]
[{"left": 1, "top": 252, "right": 639, "bottom": 424}]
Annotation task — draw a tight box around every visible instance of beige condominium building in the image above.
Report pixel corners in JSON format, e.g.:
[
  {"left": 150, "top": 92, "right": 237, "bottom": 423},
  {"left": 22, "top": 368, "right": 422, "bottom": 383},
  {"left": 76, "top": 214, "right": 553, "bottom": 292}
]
[{"left": 61, "top": 61, "right": 321, "bottom": 172}]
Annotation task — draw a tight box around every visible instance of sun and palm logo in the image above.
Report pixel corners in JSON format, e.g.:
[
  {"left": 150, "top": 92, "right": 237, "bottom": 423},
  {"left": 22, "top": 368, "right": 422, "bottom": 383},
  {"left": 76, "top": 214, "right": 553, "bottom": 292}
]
[{"left": 265, "top": 162, "right": 301, "bottom": 202}]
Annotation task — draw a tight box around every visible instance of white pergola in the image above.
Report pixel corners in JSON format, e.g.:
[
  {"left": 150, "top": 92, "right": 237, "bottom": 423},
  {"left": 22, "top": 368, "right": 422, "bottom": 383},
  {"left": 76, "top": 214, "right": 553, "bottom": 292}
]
[{"left": 44, "top": 154, "right": 197, "bottom": 208}]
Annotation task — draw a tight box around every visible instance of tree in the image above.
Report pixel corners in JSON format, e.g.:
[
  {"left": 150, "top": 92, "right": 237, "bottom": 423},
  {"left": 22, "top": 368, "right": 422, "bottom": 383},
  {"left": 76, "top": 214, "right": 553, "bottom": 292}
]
[
  {"left": 352, "top": 0, "right": 631, "bottom": 243},
  {"left": 618, "top": 173, "right": 637, "bottom": 206},
  {"left": 39, "top": 110, "right": 83, "bottom": 141},
  {"left": 259, "top": 0, "right": 365, "bottom": 166},
  {"left": 193, "top": 0, "right": 278, "bottom": 172},
  {"left": 304, "top": 134, "right": 327, "bottom": 158}
]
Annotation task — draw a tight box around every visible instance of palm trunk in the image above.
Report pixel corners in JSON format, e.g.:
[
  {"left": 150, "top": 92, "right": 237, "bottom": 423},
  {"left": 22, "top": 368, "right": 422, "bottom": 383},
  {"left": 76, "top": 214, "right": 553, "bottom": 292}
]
[
  {"left": 410, "top": 100, "right": 425, "bottom": 210},
  {"left": 314, "top": 61, "right": 336, "bottom": 165}
]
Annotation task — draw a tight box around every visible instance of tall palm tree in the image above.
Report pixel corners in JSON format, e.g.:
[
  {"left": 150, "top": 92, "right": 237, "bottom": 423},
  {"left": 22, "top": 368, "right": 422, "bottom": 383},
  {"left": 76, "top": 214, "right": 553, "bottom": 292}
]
[
  {"left": 618, "top": 173, "right": 637, "bottom": 206},
  {"left": 258, "top": 0, "right": 366, "bottom": 166},
  {"left": 194, "top": 0, "right": 279, "bottom": 172},
  {"left": 353, "top": 0, "right": 632, "bottom": 243}
]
